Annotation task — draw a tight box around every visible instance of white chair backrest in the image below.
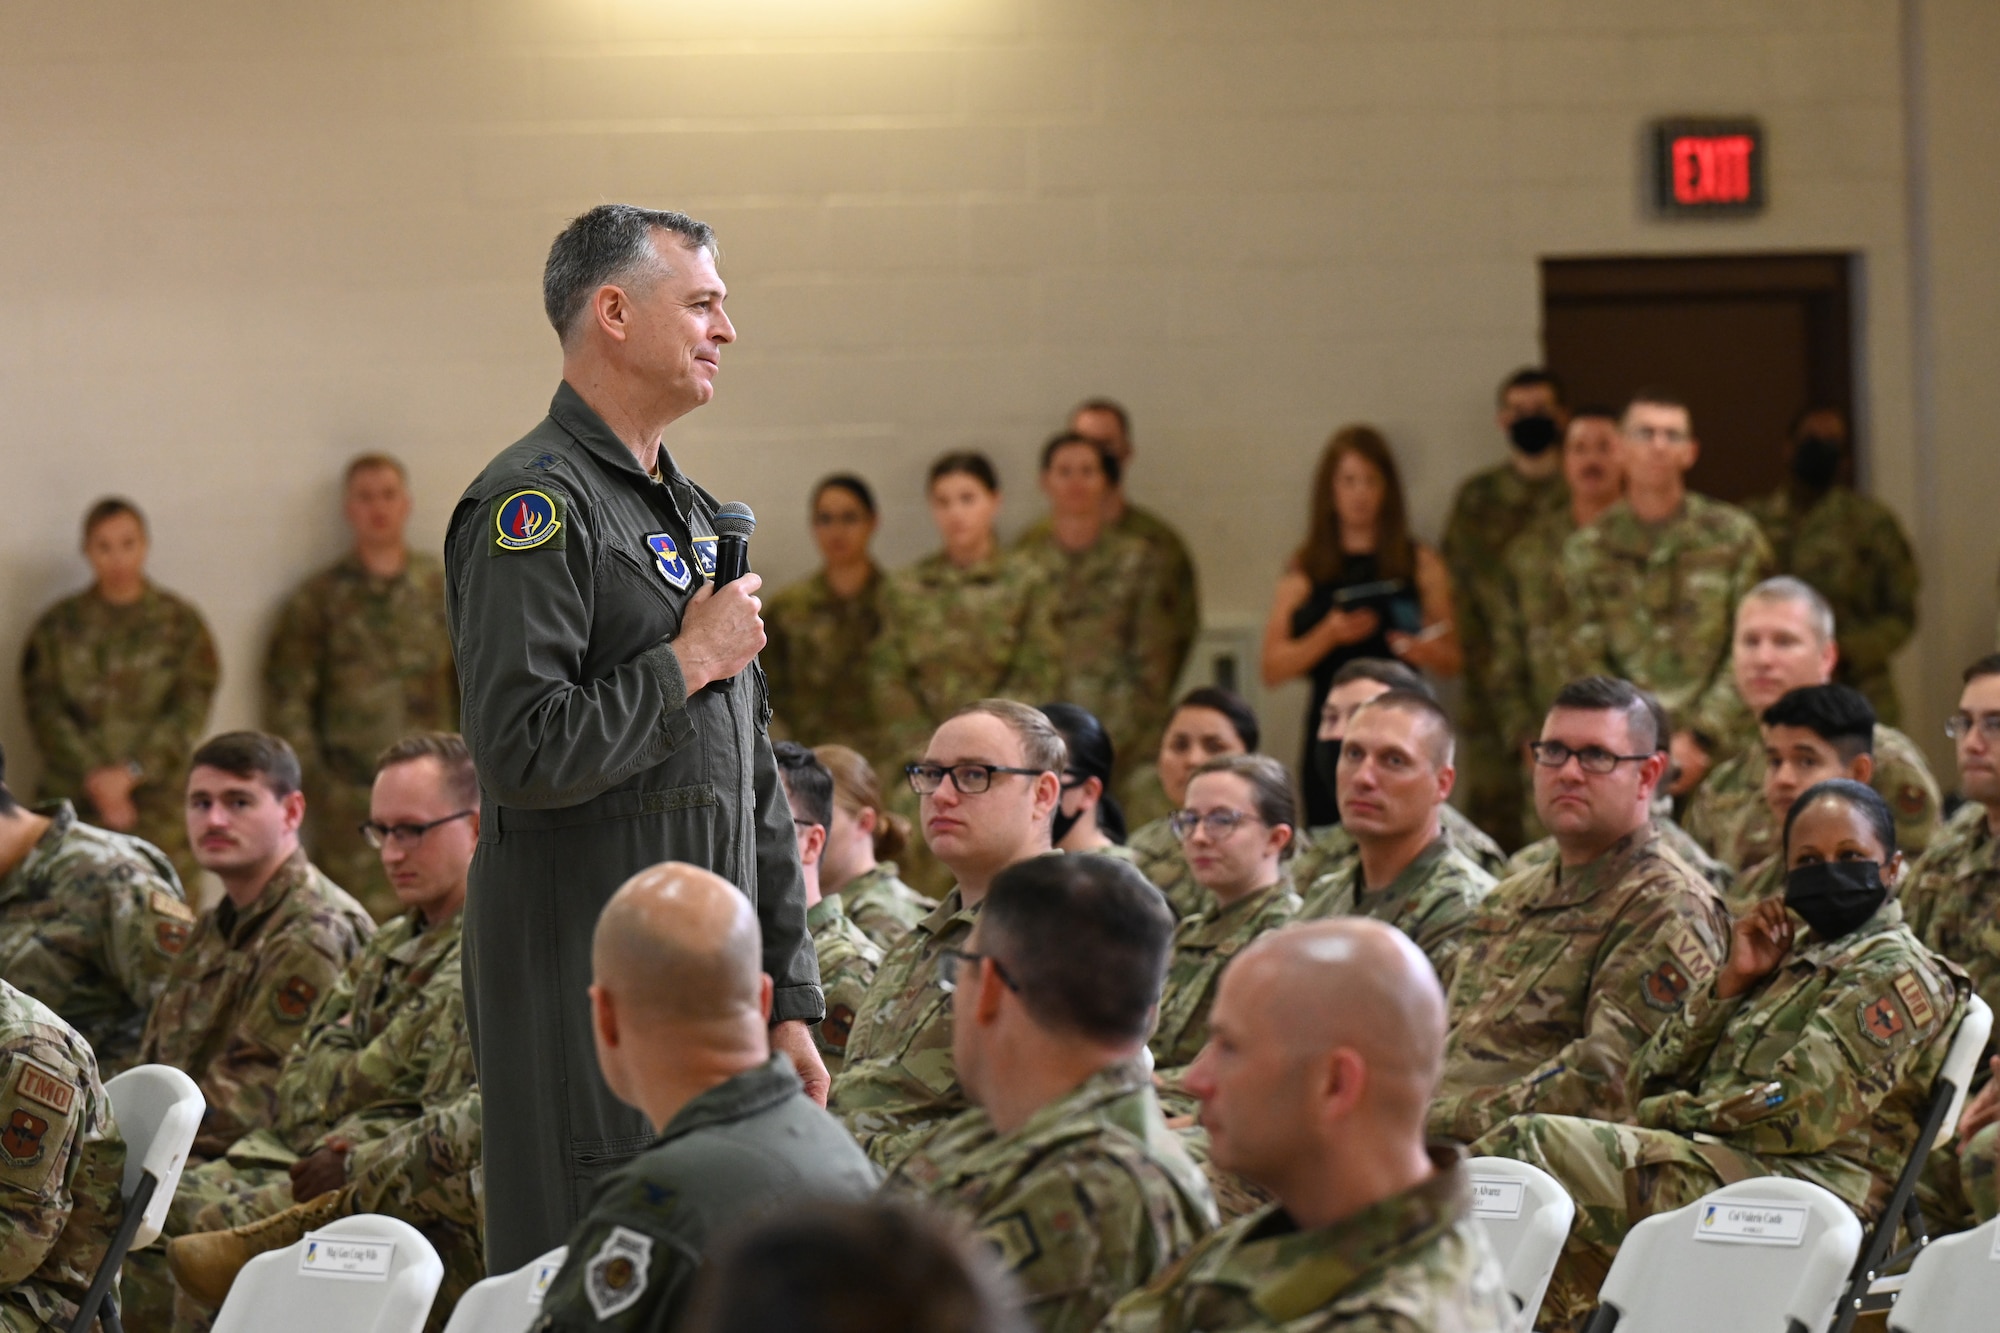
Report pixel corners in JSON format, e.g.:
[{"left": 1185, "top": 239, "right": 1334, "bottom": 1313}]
[
  {"left": 103, "top": 1063, "right": 203, "bottom": 1248},
  {"left": 1888, "top": 1215, "right": 2000, "bottom": 1332},
  {"left": 1592, "top": 1177, "right": 1861, "bottom": 1333},
  {"left": 212, "top": 1214, "right": 443, "bottom": 1333},
  {"left": 442, "top": 1246, "right": 567, "bottom": 1333},
  {"left": 1464, "top": 1156, "right": 1576, "bottom": 1332},
  {"left": 1933, "top": 996, "right": 1992, "bottom": 1150}
]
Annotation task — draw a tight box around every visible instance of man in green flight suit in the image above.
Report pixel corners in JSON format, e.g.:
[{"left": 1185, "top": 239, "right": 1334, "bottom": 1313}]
[{"left": 445, "top": 205, "right": 823, "bottom": 1272}]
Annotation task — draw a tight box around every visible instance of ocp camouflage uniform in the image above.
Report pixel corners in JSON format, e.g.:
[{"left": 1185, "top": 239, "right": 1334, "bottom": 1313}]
[
  {"left": 1683, "top": 723, "right": 1942, "bottom": 872},
  {"left": 1097, "top": 1143, "right": 1513, "bottom": 1333},
  {"left": 1562, "top": 496, "right": 1774, "bottom": 750},
  {"left": 0, "top": 801, "right": 191, "bottom": 1074},
  {"left": 1298, "top": 838, "right": 1494, "bottom": 989},
  {"left": 1150, "top": 884, "right": 1301, "bottom": 1116},
  {"left": 884, "top": 1061, "right": 1217, "bottom": 1333},
  {"left": 20, "top": 581, "right": 219, "bottom": 888},
  {"left": 1429, "top": 826, "right": 1731, "bottom": 1144},
  {"left": 1474, "top": 900, "right": 1966, "bottom": 1329},
  {"left": 763, "top": 565, "right": 885, "bottom": 754},
  {"left": 829, "top": 886, "right": 977, "bottom": 1169},
  {"left": 1746, "top": 485, "right": 1919, "bottom": 725},
  {"left": 1724, "top": 855, "right": 1785, "bottom": 917},
  {"left": 1503, "top": 814, "right": 1736, "bottom": 899},
  {"left": 1443, "top": 463, "right": 1569, "bottom": 853},
  {"left": 263, "top": 553, "right": 458, "bottom": 922},
  {"left": 1287, "top": 807, "right": 1507, "bottom": 901},
  {"left": 808, "top": 894, "right": 880, "bottom": 1079},
  {"left": 1489, "top": 507, "right": 1582, "bottom": 760},
  {"left": 1126, "top": 817, "right": 1203, "bottom": 922},
  {"left": 832, "top": 863, "right": 935, "bottom": 952},
  {"left": 0, "top": 980, "right": 126, "bottom": 1333}
]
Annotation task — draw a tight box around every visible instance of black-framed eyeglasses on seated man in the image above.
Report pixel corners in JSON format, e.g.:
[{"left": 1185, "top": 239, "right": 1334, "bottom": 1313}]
[
  {"left": 1944, "top": 712, "right": 2000, "bottom": 743},
  {"left": 938, "top": 948, "right": 1021, "bottom": 995},
  {"left": 1168, "top": 808, "right": 1264, "bottom": 841},
  {"left": 904, "top": 762, "right": 1045, "bottom": 796},
  {"left": 358, "top": 809, "right": 475, "bottom": 850},
  {"left": 1526, "top": 741, "right": 1654, "bottom": 775}
]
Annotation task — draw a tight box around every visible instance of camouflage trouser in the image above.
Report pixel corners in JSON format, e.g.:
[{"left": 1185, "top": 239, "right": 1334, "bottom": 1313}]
[
  {"left": 302, "top": 777, "right": 396, "bottom": 923},
  {"left": 1921, "top": 1120, "right": 2000, "bottom": 1230},
  {"left": 1473, "top": 1114, "right": 1740, "bottom": 1333},
  {"left": 121, "top": 1156, "right": 288, "bottom": 1331}
]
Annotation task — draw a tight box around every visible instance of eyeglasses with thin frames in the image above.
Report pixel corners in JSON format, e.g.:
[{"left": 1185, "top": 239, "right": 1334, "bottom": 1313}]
[
  {"left": 1526, "top": 741, "right": 1654, "bottom": 775},
  {"left": 358, "top": 809, "right": 475, "bottom": 851},
  {"left": 1169, "top": 808, "right": 1264, "bottom": 841},
  {"left": 938, "top": 948, "right": 1020, "bottom": 995},
  {"left": 1945, "top": 713, "right": 2000, "bottom": 743}
]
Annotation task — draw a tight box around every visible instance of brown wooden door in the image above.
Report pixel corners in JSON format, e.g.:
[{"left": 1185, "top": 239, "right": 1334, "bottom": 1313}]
[{"left": 1540, "top": 254, "right": 1856, "bottom": 503}]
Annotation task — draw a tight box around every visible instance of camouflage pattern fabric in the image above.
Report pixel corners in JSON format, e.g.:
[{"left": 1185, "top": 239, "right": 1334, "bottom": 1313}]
[
  {"left": 0, "top": 980, "right": 125, "bottom": 1333},
  {"left": 1503, "top": 813, "right": 1736, "bottom": 899},
  {"left": 762, "top": 565, "right": 886, "bottom": 754},
  {"left": 1723, "top": 855, "right": 1785, "bottom": 917},
  {"left": 263, "top": 553, "right": 458, "bottom": 922},
  {"left": 1127, "top": 817, "right": 1204, "bottom": 923},
  {"left": 1150, "top": 884, "right": 1302, "bottom": 1101},
  {"left": 884, "top": 1061, "right": 1216, "bottom": 1333},
  {"left": 1561, "top": 495, "right": 1774, "bottom": 748},
  {"left": 1684, "top": 722, "right": 1941, "bottom": 873},
  {"left": 0, "top": 801, "right": 190, "bottom": 1074},
  {"left": 1745, "top": 484, "right": 1919, "bottom": 726},
  {"left": 807, "top": 894, "right": 881, "bottom": 1079},
  {"left": 1489, "top": 506, "right": 1582, "bottom": 760},
  {"left": 1901, "top": 803, "right": 2000, "bottom": 1066},
  {"left": 1096, "top": 1144, "right": 1513, "bottom": 1333},
  {"left": 1961, "top": 1120, "right": 1998, "bottom": 1223},
  {"left": 1297, "top": 838, "right": 1495, "bottom": 989},
  {"left": 1288, "top": 806, "right": 1507, "bottom": 902},
  {"left": 20, "top": 581, "right": 219, "bottom": 888},
  {"left": 1430, "top": 826, "right": 1731, "bottom": 1144},
  {"left": 831, "top": 862, "right": 935, "bottom": 952}
]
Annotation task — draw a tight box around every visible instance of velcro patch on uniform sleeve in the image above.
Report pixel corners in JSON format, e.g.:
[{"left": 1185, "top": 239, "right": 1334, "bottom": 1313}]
[
  {"left": 1858, "top": 993, "right": 1909, "bottom": 1047},
  {"left": 822, "top": 1004, "right": 855, "bottom": 1054},
  {"left": 272, "top": 976, "right": 320, "bottom": 1024},
  {"left": 0, "top": 1056, "right": 80, "bottom": 1196},
  {"left": 490, "top": 489, "right": 565, "bottom": 554},
  {"left": 1897, "top": 785, "right": 1928, "bottom": 816},
  {"left": 1892, "top": 971, "right": 1938, "bottom": 1031},
  {"left": 150, "top": 889, "right": 196, "bottom": 923},
  {"left": 585, "top": 1226, "right": 653, "bottom": 1320},
  {"left": 982, "top": 1211, "right": 1044, "bottom": 1273},
  {"left": 154, "top": 921, "right": 190, "bottom": 957},
  {"left": 1666, "top": 923, "right": 1719, "bottom": 987}
]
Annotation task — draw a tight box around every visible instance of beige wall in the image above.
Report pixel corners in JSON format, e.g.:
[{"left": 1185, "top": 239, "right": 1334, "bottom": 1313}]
[{"left": 1, "top": 0, "right": 1982, "bottom": 797}]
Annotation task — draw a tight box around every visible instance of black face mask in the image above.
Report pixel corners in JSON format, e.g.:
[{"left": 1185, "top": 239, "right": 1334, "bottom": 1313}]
[
  {"left": 1784, "top": 860, "right": 1888, "bottom": 940},
  {"left": 1791, "top": 435, "right": 1843, "bottom": 490},
  {"left": 1051, "top": 804, "right": 1082, "bottom": 846},
  {"left": 1313, "top": 739, "right": 1344, "bottom": 816},
  {"left": 1508, "top": 413, "right": 1561, "bottom": 456}
]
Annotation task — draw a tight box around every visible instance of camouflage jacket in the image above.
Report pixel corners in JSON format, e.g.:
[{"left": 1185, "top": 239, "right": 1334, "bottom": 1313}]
[
  {"left": 1298, "top": 837, "right": 1495, "bottom": 989},
  {"left": 0, "top": 980, "right": 126, "bottom": 1333},
  {"left": 1504, "top": 813, "right": 1736, "bottom": 898},
  {"left": 0, "top": 802, "right": 191, "bottom": 1073},
  {"left": 1745, "top": 485, "right": 1918, "bottom": 725},
  {"left": 1629, "top": 901, "right": 1966, "bottom": 1219},
  {"left": 1441, "top": 461, "right": 1568, "bottom": 728},
  {"left": 1151, "top": 884, "right": 1302, "bottom": 1073},
  {"left": 1288, "top": 807, "right": 1508, "bottom": 897},
  {"left": 1725, "top": 855, "right": 1786, "bottom": 917},
  {"left": 763, "top": 565, "right": 886, "bottom": 754},
  {"left": 885, "top": 1061, "right": 1217, "bottom": 1333},
  {"left": 137, "top": 851, "right": 374, "bottom": 1158},
  {"left": 1430, "top": 826, "right": 1731, "bottom": 1143},
  {"left": 1901, "top": 803, "right": 2000, "bottom": 1063},
  {"left": 1683, "top": 723, "right": 1942, "bottom": 872},
  {"left": 829, "top": 886, "right": 978, "bottom": 1169},
  {"left": 1561, "top": 495, "right": 1774, "bottom": 746},
  {"left": 1128, "top": 817, "right": 1204, "bottom": 922},
  {"left": 1096, "top": 1144, "right": 1513, "bottom": 1333},
  {"left": 1489, "top": 506, "right": 1581, "bottom": 747},
  {"left": 808, "top": 894, "right": 881, "bottom": 1079},
  {"left": 263, "top": 552, "right": 458, "bottom": 786},
  {"left": 343, "top": 1005, "right": 482, "bottom": 1232},
  {"left": 832, "top": 863, "right": 935, "bottom": 952}
]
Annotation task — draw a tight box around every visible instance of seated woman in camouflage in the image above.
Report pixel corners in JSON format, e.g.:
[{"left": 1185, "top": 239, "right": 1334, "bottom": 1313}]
[
  {"left": 813, "top": 744, "right": 935, "bottom": 952},
  {"left": 1123, "top": 689, "right": 1259, "bottom": 923},
  {"left": 1039, "top": 703, "right": 1135, "bottom": 861},
  {"left": 1475, "top": 779, "right": 1970, "bottom": 1332}
]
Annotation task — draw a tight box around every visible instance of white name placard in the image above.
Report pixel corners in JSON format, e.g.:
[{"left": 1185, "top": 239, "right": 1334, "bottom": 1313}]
[
  {"left": 530, "top": 1260, "right": 562, "bottom": 1303},
  {"left": 298, "top": 1233, "right": 396, "bottom": 1281},
  {"left": 1693, "top": 1201, "right": 1809, "bottom": 1247},
  {"left": 1469, "top": 1176, "right": 1526, "bottom": 1221}
]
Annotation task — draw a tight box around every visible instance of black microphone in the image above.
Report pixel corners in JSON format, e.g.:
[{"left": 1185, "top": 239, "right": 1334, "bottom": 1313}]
[{"left": 712, "top": 501, "right": 755, "bottom": 586}]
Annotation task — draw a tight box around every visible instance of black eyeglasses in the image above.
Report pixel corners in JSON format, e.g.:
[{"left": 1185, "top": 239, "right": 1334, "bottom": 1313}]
[
  {"left": 1527, "top": 742, "right": 1653, "bottom": 775},
  {"left": 905, "top": 763, "right": 1044, "bottom": 796},
  {"left": 358, "top": 810, "right": 474, "bottom": 850},
  {"left": 1169, "top": 808, "right": 1264, "bottom": 841},
  {"left": 938, "top": 948, "right": 1020, "bottom": 995}
]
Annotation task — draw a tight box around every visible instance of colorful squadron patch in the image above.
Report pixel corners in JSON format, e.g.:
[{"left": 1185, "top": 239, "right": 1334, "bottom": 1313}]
[
  {"left": 1859, "top": 993, "right": 1907, "bottom": 1047},
  {"left": 155, "top": 922, "right": 189, "bottom": 957},
  {"left": 1641, "top": 960, "right": 1691, "bottom": 1012},
  {"left": 823, "top": 1004, "right": 856, "bottom": 1055},
  {"left": 274, "top": 975, "right": 320, "bottom": 1024},
  {"left": 492, "top": 489, "right": 564, "bottom": 553},
  {"left": 646, "top": 534, "right": 693, "bottom": 591},
  {"left": 584, "top": 1226, "right": 654, "bottom": 1320},
  {"left": 0, "top": 1108, "right": 47, "bottom": 1167},
  {"left": 690, "top": 535, "right": 719, "bottom": 579}
]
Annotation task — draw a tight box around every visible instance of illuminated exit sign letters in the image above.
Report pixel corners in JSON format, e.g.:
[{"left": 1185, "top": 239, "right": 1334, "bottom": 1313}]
[{"left": 1651, "top": 119, "right": 1766, "bottom": 217}]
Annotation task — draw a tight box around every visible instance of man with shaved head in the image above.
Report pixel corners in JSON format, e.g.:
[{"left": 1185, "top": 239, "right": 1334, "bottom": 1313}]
[
  {"left": 534, "top": 863, "right": 876, "bottom": 1333},
  {"left": 1100, "top": 919, "right": 1512, "bottom": 1330},
  {"left": 1303, "top": 692, "right": 1494, "bottom": 985}
]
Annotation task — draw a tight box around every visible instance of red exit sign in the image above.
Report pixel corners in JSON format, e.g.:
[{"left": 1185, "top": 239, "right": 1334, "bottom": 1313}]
[{"left": 1652, "top": 119, "right": 1766, "bottom": 216}]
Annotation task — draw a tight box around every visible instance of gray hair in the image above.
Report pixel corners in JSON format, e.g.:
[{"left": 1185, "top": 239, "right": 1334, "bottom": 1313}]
[
  {"left": 543, "top": 204, "right": 717, "bottom": 347},
  {"left": 1742, "top": 576, "right": 1836, "bottom": 645}
]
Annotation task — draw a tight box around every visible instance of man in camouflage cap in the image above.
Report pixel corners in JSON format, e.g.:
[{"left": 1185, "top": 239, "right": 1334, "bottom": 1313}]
[
  {"left": 831, "top": 701, "right": 1062, "bottom": 1170},
  {"left": 0, "top": 740, "right": 192, "bottom": 1074},
  {"left": 1684, "top": 577, "right": 1940, "bottom": 871},
  {"left": 1099, "top": 919, "right": 1513, "bottom": 1332},
  {"left": 0, "top": 978, "right": 126, "bottom": 1332},
  {"left": 1562, "top": 390, "right": 1773, "bottom": 794},
  {"left": 1430, "top": 678, "right": 1730, "bottom": 1145},
  {"left": 882, "top": 853, "right": 1214, "bottom": 1333},
  {"left": 264, "top": 454, "right": 459, "bottom": 922},
  {"left": 774, "top": 743, "right": 880, "bottom": 1078}
]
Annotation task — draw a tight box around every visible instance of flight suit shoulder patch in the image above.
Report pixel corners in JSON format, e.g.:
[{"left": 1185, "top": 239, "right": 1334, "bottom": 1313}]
[
  {"left": 490, "top": 489, "right": 566, "bottom": 554},
  {"left": 584, "top": 1225, "right": 653, "bottom": 1320},
  {"left": 0, "top": 1055, "right": 79, "bottom": 1195}
]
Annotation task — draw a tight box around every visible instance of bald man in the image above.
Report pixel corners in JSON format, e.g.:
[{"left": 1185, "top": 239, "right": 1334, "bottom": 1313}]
[
  {"left": 1099, "top": 920, "right": 1512, "bottom": 1332},
  {"left": 533, "top": 864, "right": 876, "bottom": 1333}
]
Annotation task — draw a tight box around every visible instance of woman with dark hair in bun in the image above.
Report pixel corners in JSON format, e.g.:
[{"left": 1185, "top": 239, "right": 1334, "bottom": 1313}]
[
  {"left": 1038, "top": 701, "right": 1135, "bottom": 859},
  {"left": 765, "top": 474, "right": 888, "bottom": 753}
]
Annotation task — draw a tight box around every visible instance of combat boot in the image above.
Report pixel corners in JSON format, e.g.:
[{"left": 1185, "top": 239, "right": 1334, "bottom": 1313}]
[{"left": 166, "top": 1188, "right": 348, "bottom": 1307}]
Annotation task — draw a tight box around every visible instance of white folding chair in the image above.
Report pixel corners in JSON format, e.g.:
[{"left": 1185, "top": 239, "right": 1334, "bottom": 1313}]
[
  {"left": 212, "top": 1214, "right": 443, "bottom": 1333},
  {"left": 1464, "top": 1156, "right": 1576, "bottom": 1332},
  {"left": 1886, "top": 1215, "right": 2000, "bottom": 1332},
  {"left": 1579, "top": 1177, "right": 1862, "bottom": 1333},
  {"left": 442, "top": 1246, "right": 567, "bottom": 1333},
  {"left": 68, "top": 1063, "right": 204, "bottom": 1333}
]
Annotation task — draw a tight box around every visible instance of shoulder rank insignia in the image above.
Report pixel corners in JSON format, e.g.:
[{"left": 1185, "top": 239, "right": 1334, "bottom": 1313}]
[
  {"left": 492, "top": 489, "right": 564, "bottom": 553},
  {"left": 585, "top": 1225, "right": 654, "bottom": 1320},
  {"left": 646, "top": 534, "right": 692, "bottom": 591}
]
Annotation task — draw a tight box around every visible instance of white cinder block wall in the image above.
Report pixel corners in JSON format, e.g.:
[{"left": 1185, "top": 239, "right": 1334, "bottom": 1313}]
[{"left": 1, "top": 0, "right": 1993, "bottom": 790}]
